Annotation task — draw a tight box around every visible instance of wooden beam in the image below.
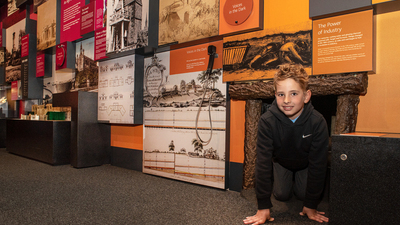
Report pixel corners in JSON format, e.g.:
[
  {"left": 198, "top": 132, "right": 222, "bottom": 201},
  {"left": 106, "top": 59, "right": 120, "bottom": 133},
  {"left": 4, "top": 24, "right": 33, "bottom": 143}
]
[
  {"left": 243, "top": 99, "right": 262, "bottom": 190},
  {"left": 229, "top": 72, "right": 368, "bottom": 100}
]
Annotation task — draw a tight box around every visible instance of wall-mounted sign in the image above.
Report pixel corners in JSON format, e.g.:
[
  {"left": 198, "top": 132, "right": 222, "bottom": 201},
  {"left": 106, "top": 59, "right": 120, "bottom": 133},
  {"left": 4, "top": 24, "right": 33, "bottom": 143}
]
[
  {"left": 56, "top": 43, "right": 67, "bottom": 70},
  {"left": 223, "top": 0, "right": 253, "bottom": 26},
  {"left": 94, "top": 27, "right": 107, "bottom": 61},
  {"left": 60, "top": 0, "right": 84, "bottom": 43},
  {"left": 36, "top": 51, "right": 45, "bottom": 77},
  {"left": 312, "top": 9, "right": 374, "bottom": 75},
  {"left": 56, "top": 42, "right": 76, "bottom": 71},
  {"left": 20, "top": 57, "right": 29, "bottom": 99},
  {"left": 219, "top": 0, "right": 263, "bottom": 36},
  {"left": 94, "top": 0, "right": 104, "bottom": 30},
  {"left": 11, "top": 80, "right": 21, "bottom": 100},
  {"left": 169, "top": 41, "right": 223, "bottom": 75},
  {"left": 80, "top": 2, "right": 95, "bottom": 35},
  {"left": 21, "top": 34, "right": 29, "bottom": 58}
]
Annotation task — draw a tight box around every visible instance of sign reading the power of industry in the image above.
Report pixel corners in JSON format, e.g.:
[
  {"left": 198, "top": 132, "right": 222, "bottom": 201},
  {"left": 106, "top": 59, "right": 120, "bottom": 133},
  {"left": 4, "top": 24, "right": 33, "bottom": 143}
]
[{"left": 312, "top": 10, "right": 374, "bottom": 75}]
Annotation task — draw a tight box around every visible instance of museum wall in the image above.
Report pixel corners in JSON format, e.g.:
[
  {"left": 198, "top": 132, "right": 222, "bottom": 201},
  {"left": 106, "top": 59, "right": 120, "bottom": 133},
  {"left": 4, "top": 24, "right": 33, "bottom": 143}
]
[
  {"left": 356, "top": 1, "right": 400, "bottom": 133},
  {"left": 2, "top": 0, "right": 399, "bottom": 190},
  {"left": 110, "top": 0, "right": 400, "bottom": 189}
]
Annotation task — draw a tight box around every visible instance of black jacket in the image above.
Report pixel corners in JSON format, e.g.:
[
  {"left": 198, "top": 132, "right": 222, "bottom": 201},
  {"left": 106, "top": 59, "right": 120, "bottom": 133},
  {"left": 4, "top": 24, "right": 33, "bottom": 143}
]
[{"left": 255, "top": 100, "right": 329, "bottom": 210}]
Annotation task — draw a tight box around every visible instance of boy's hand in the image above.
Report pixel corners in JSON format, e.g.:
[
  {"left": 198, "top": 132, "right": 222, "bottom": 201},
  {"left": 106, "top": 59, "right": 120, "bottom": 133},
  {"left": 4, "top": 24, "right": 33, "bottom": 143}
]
[
  {"left": 300, "top": 206, "right": 329, "bottom": 223},
  {"left": 243, "top": 209, "right": 274, "bottom": 224}
]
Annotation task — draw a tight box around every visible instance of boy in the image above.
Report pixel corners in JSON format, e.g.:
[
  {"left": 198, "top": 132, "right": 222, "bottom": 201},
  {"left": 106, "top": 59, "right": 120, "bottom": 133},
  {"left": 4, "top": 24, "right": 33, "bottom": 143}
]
[{"left": 243, "top": 64, "right": 329, "bottom": 224}]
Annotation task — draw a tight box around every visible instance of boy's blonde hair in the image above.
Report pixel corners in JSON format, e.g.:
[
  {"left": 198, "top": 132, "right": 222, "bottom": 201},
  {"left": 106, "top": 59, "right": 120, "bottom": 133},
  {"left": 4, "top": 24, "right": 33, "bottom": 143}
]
[{"left": 273, "top": 64, "right": 309, "bottom": 92}]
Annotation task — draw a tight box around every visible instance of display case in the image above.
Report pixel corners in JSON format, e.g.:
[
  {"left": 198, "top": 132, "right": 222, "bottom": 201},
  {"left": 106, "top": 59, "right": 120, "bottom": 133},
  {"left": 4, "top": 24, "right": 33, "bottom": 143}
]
[
  {"left": 330, "top": 133, "right": 400, "bottom": 225},
  {"left": 53, "top": 91, "right": 111, "bottom": 168},
  {"left": 6, "top": 119, "right": 71, "bottom": 165}
]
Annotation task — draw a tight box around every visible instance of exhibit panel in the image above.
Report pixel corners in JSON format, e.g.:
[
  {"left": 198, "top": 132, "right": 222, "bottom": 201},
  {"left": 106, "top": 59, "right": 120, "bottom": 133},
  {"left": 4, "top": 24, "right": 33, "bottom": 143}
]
[
  {"left": 312, "top": 9, "right": 374, "bottom": 75},
  {"left": 98, "top": 54, "right": 143, "bottom": 124},
  {"left": 143, "top": 41, "right": 227, "bottom": 189},
  {"left": 158, "top": 0, "right": 219, "bottom": 46},
  {"left": 222, "top": 0, "right": 312, "bottom": 82}
]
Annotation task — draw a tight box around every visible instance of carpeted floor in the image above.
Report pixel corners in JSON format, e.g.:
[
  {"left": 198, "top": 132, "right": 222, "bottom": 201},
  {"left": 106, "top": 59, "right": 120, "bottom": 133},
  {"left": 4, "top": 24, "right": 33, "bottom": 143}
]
[{"left": 0, "top": 148, "right": 329, "bottom": 224}]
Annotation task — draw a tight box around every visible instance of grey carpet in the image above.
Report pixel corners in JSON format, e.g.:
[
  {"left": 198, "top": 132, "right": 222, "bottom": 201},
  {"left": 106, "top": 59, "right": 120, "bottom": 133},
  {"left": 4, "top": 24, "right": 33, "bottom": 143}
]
[{"left": 0, "top": 148, "right": 329, "bottom": 224}]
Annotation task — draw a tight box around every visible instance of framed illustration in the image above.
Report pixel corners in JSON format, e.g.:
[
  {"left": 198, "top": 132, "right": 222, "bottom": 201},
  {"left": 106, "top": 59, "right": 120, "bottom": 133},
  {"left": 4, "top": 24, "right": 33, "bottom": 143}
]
[
  {"left": 223, "top": 21, "right": 312, "bottom": 82},
  {"left": 97, "top": 54, "right": 143, "bottom": 124},
  {"left": 5, "top": 18, "right": 26, "bottom": 83},
  {"left": 74, "top": 37, "right": 99, "bottom": 91},
  {"left": 106, "top": 0, "right": 150, "bottom": 54},
  {"left": 158, "top": 0, "right": 219, "bottom": 46},
  {"left": 37, "top": 0, "right": 57, "bottom": 51}
]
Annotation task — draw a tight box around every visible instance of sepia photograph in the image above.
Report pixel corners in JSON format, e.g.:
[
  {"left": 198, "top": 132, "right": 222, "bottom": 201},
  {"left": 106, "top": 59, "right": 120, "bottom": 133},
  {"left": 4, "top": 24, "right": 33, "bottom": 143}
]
[
  {"left": 159, "top": 0, "right": 219, "bottom": 45},
  {"left": 8, "top": 0, "right": 18, "bottom": 16},
  {"left": 36, "top": 0, "right": 57, "bottom": 51},
  {"left": 33, "top": 0, "right": 49, "bottom": 13},
  {"left": 5, "top": 19, "right": 26, "bottom": 83},
  {"left": 106, "top": 0, "right": 149, "bottom": 54},
  {"left": 74, "top": 38, "right": 99, "bottom": 91}
]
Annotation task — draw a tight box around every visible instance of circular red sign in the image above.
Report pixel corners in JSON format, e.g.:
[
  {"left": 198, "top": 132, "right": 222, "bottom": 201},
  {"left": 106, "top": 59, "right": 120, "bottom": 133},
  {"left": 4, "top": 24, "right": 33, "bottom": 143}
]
[{"left": 223, "top": 0, "right": 253, "bottom": 26}]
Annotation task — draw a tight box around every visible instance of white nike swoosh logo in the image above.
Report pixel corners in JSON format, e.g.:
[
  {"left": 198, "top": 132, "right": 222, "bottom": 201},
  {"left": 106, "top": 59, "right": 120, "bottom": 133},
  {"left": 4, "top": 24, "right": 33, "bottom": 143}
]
[{"left": 302, "top": 134, "right": 312, "bottom": 138}]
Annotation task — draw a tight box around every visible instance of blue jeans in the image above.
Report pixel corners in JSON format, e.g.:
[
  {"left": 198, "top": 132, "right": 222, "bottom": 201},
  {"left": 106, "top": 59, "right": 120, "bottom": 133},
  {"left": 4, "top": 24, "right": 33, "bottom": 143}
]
[{"left": 272, "top": 162, "right": 308, "bottom": 201}]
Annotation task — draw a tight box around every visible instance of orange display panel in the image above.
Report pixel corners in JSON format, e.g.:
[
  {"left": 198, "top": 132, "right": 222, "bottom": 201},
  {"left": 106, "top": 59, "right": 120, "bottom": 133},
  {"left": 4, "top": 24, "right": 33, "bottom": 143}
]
[
  {"left": 312, "top": 9, "right": 374, "bottom": 75},
  {"left": 170, "top": 40, "right": 223, "bottom": 75},
  {"left": 111, "top": 125, "right": 143, "bottom": 150}
]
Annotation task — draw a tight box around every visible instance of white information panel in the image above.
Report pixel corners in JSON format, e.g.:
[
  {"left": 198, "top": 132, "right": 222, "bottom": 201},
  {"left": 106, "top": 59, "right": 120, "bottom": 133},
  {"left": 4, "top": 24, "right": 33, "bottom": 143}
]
[{"left": 98, "top": 55, "right": 135, "bottom": 123}]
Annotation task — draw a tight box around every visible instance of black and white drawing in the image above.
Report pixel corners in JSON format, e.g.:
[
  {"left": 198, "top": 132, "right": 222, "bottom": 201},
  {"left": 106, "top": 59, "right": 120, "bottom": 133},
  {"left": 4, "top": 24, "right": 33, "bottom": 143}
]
[
  {"left": 223, "top": 21, "right": 312, "bottom": 82},
  {"left": 143, "top": 52, "right": 226, "bottom": 129},
  {"left": 98, "top": 55, "right": 135, "bottom": 123},
  {"left": 5, "top": 19, "right": 26, "bottom": 83},
  {"left": 106, "top": 0, "right": 149, "bottom": 54},
  {"left": 8, "top": 0, "right": 18, "bottom": 16},
  {"left": 143, "top": 51, "right": 227, "bottom": 189},
  {"left": 143, "top": 127, "right": 226, "bottom": 189}
]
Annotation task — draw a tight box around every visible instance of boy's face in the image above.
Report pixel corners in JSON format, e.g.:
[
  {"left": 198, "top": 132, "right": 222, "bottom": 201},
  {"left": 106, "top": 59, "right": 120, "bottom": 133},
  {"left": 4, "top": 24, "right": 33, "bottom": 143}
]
[{"left": 275, "top": 78, "right": 311, "bottom": 120}]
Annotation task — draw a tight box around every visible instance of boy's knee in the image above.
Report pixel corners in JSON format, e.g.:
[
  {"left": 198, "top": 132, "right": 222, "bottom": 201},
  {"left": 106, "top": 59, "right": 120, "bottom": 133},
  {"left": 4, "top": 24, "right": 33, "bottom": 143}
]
[
  {"left": 273, "top": 190, "right": 291, "bottom": 201},
  {"left": 294, "top": 191, "right": 305, "bottom": 201}
]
